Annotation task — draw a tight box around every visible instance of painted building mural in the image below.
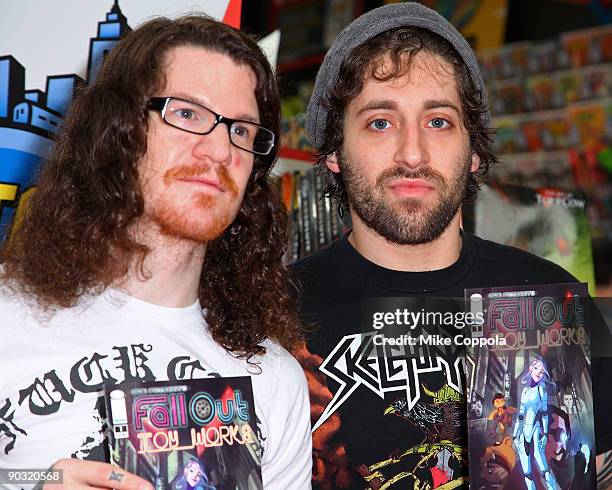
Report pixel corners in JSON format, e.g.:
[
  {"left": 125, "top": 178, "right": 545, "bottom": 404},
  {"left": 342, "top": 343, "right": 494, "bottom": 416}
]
[{"left": 0, "top": 2, "right": 131, "bottom": 238}]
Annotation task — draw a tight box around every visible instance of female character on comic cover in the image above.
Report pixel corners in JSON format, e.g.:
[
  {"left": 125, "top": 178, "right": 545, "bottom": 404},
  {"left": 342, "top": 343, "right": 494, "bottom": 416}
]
[
  {"left": 174, "top": 458, "right": 216, "bottom": 490},
  {"left": 513, "top": 357, "right": 558, "bottom": 490}
]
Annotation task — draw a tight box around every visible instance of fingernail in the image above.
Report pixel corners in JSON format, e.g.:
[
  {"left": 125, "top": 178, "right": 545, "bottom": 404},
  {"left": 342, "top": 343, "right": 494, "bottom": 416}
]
[{"left": 139, "top": 484, "right": 153, "bottom": 490}]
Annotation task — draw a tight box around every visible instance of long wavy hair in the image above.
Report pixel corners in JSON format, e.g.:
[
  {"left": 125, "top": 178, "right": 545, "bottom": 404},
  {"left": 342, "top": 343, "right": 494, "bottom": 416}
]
[
  {"left": 316, "top": 27, "right": 498, "bottom": 214},
  {"left": 1, "top": 15, "right": 302, "bottom": 358}
]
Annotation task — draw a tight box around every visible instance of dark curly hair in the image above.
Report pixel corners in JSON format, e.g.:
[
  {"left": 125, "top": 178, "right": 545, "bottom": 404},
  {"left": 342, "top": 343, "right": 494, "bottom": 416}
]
[
  {"left": 1, "top": 15, "right": 302, "bottom": 359},
  {"left": 316, "top": 26, "right": 498, "bottom": 214}
]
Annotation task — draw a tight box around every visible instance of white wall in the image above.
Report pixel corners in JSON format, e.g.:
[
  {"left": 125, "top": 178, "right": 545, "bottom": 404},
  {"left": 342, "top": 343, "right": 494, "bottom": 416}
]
[{"left": 0, "top": 0, "right": 230, "bottom": 91}]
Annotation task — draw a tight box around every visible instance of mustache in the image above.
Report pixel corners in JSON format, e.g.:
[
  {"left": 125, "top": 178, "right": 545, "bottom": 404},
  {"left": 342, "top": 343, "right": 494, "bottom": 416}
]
[
  {"left": 375, "top": 166, "right": 447, "bottom": 187},
  {"left": 163, "top": 164, "right": 239, "bottom": 196}
]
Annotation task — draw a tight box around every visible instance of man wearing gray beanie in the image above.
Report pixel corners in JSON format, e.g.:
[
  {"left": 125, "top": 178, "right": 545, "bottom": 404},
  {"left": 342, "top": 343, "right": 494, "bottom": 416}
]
[{"left": 293, "top": 2, "right": 610, "bottom": 489}]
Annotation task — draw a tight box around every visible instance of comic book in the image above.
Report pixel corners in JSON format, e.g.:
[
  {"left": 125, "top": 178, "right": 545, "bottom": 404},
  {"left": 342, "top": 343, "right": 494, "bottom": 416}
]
[
  {"left": 464, "top": 283, "right": 596, "bottom": 490},
  {"left": 299, "top": 170, "right": 314, "bottom": 257},
  {"left": 468, "top": 182, "right": 596, "bottom": 294},
  {"left": 561, "top": 25, "right": 612, "bottom": 67},
  {"left": 525, "top": 74, "right": 559, "bottom": 112},
  {"left": 491, "top": 117, "right": 524, "bottom": 154},
  {"left": 568, "top": 100, "right": 610, "bottom": 152},
  {"left": 104, "top": 377, "right": 263, "bottom": 490}
]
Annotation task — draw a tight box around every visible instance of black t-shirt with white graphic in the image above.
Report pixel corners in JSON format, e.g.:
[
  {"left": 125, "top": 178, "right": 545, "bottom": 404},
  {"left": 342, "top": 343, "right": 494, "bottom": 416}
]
[{"left": 293, "top": 232, "right": 611, "bottom": 489}]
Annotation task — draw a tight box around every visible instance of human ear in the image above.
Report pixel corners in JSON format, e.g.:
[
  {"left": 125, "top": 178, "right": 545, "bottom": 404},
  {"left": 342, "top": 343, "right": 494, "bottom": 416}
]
[
  {"left": 470, "top": 153, "right": 480, "bottom": 173},
  {"left": 325, "top": 153, "right": 340, "bottom": 173}
]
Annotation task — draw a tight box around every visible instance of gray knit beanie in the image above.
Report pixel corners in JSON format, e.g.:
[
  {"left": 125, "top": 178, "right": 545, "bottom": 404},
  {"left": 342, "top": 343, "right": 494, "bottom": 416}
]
[{"left": 305, "top": 2, "right": 489, "bottom": 149}]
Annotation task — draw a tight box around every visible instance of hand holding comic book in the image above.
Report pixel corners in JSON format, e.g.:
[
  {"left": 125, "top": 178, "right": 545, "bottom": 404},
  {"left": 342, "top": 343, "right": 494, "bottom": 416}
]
[
  {"left": 466, "top": 283, "right": 598, "bottom": 490},
  {"left": 43, "top": 459, "right": 152, "bottom": 490},
  {"left": 104, "top": 377, "right": 262, "bottom": 490}
]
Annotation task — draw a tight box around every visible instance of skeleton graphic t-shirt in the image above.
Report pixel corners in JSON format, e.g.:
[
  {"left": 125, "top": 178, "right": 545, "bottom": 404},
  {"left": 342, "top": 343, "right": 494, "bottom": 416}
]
[{"left": 0, "top": 287, "right": 312, "bottom": 490}]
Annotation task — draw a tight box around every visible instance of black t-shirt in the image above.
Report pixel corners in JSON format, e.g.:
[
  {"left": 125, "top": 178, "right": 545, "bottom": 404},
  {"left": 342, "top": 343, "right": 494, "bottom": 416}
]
[{"left": 293, "top": 232, "right": 611, "bottom": 489}]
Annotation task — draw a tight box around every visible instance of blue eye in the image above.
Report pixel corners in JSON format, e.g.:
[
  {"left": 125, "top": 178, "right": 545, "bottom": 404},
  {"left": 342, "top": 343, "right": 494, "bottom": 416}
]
[
  {"left": 175, "top": 108, "right": 197, "bottom": 120},
  {"left": 369, "top": 119, "right": 391, "bottom": 130},
  {"left": 429, "top": 118, "right": 450, "bottom": 129}
]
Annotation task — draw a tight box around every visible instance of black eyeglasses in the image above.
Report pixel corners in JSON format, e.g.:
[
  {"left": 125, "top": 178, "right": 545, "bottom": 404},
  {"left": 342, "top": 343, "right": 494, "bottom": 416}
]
[{"left": 147, "top": 97, "right": 276, "bottom": 156}]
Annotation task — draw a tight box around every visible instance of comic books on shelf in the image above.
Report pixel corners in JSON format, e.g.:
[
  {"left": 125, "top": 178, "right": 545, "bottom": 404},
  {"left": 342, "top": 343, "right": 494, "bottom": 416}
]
[
  {"left": 561, "top": 25, "right": 612, "bottom": 68},
  {"left": 280, "top": 167, "right": 347, "bottom": 261},
  {"left": 479, "top": 25, "right": 612, "bottom": 85},
  {"left": 489, "top": 152, "right": 575, "bottom": 189},
  {"left": 104, "top": 377, "right": 262, "bottom": 490},
  {"left": 465, "top": 282, "right": 596, "bottom": 489},
  {"left": 280, "top": 113, "right": 310, "bottom": 154},
  {"left": 489, "top": 65, "right": 612, "bottom": 117}
]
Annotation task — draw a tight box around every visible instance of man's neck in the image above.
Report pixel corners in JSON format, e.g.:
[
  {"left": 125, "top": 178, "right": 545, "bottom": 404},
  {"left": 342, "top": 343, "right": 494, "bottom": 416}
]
[
  {"left": 348, "top": 212, "right": 463, "bottom": 272},
  {"left": 117, "top": 222, "right": 206, "bottom": 308}
]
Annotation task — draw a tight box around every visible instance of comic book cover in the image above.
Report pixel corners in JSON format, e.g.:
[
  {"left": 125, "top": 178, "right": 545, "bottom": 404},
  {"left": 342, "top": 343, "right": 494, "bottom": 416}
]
[
  {"left": 561, "top": 25, "right": 612, "bottom": 67},
  {"left": 306, "top": 168, "right": 320, "bottom": 253},
  {"left": 525, "top": 74, "right": 559, "bottom": 112},
  {"left": 104, "top": 377, "right": 262, "bottom": 490},
  {"left": 477, "top": 48, "right": 501, "bottom": 84},
  {"left": 496, "top": 42, "right": 531, "bottom": 80},
  {"left": 517, "top": 111, "right": 569, "bottom": 153},
  {"left": 314, "top": 170, "right": 332, "bottom": 247},
  {"left": 580, "top": 65, "right": 612, "bottom": 101},
  {"left": 559, "top": 71, "right": 585, "bottom": 106},
  {"left": 285, "top": 172, "right": 301, "bottom": 263},
  {"left": 525, "top": 41, "right": 561, "bottom": 75},
  {"left": 491, "top": 79, "right": 525, "bottom": 115},
  {"left": 469, "top": 183, "right": 596, "bottom": 294},
  {"left": 464, "top": 283, "right": 596, "bottom": 490},
  {"left": 568, "top": 100, "right": 609, "bottom": 151},
  {"left": 491, "top": 117, "right": 524, "bottom": 154}
]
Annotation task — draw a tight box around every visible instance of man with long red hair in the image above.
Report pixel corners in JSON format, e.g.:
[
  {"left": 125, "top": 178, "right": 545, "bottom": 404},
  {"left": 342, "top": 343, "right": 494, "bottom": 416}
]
[{"left": 0, "top": 15, "right": 311, "bottom": 489}]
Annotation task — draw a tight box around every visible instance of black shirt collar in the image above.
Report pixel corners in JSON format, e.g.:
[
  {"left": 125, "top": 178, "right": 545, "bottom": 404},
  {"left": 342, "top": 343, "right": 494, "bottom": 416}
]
[{"left": 331, "top": 231, "right": 478, "bottom": 293}]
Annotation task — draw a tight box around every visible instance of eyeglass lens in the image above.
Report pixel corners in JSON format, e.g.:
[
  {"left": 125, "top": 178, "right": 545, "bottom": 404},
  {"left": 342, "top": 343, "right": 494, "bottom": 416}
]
[{"left": 163, "top": 98, "right": 273, "bottom": 155}]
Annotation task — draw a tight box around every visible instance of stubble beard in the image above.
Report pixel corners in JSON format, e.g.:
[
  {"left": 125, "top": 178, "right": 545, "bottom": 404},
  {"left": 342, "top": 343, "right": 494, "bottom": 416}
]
[{"left": 340, "top": 151, "right": 471, "bottom": 245}]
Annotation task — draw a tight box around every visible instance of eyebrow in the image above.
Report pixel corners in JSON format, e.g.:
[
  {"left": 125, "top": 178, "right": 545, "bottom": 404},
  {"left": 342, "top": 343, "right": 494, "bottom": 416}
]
[
  {"left": 423, "top": 99, "right": 461, "bottom": 115},
  {"left": 171, "top": 91, "right": 260, "bottom": 123},
  {"left": 355, "top": 99, "right": 398, "bottom": 116},
  {"left": 355, "top": 98, "right": 461, "bottom": 116}
]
